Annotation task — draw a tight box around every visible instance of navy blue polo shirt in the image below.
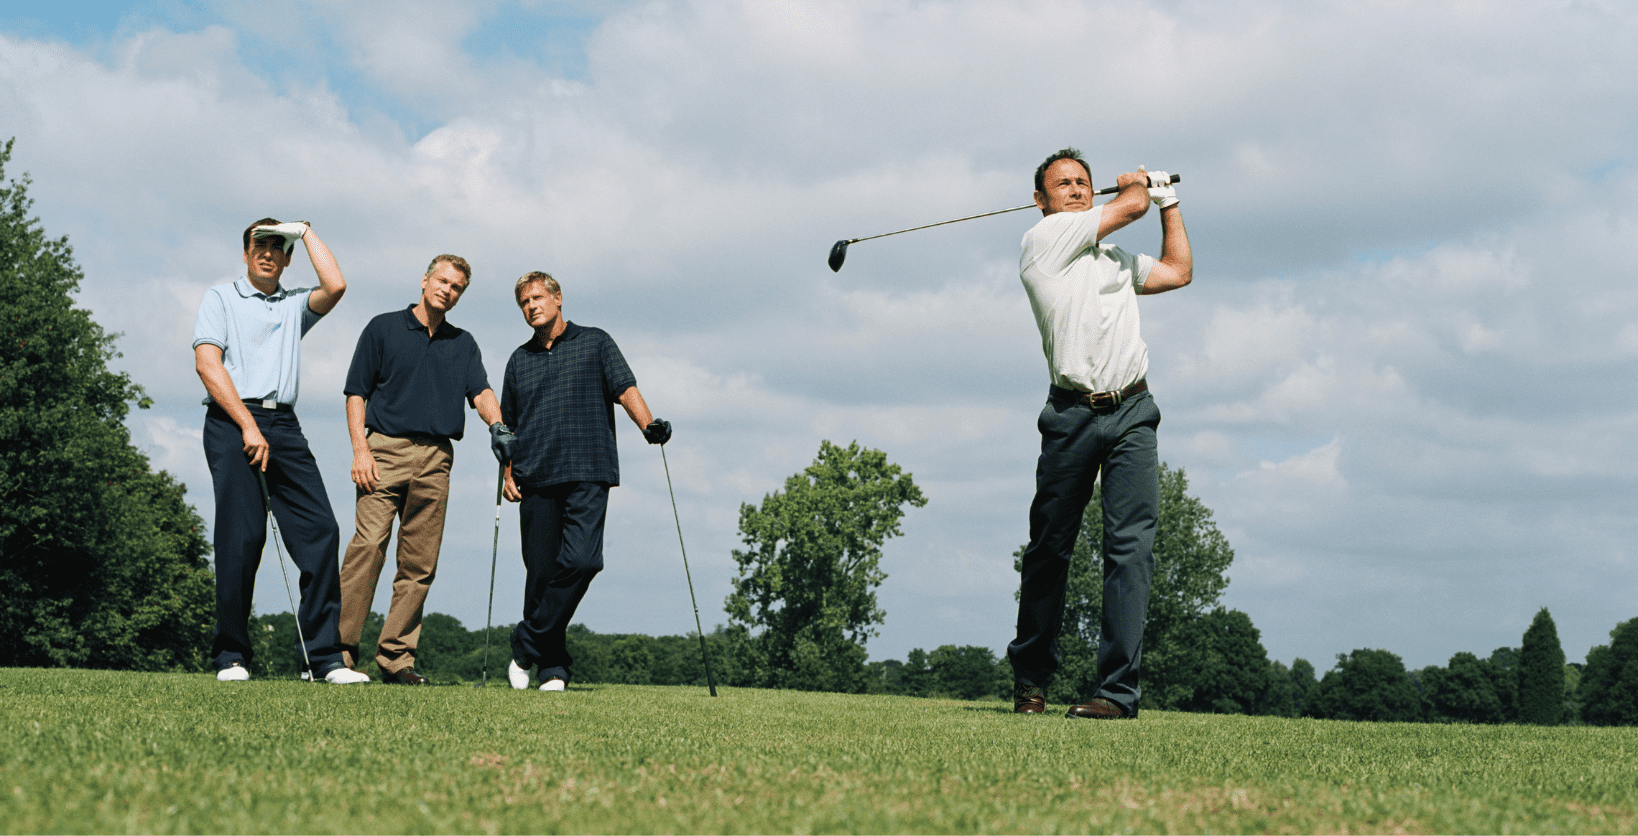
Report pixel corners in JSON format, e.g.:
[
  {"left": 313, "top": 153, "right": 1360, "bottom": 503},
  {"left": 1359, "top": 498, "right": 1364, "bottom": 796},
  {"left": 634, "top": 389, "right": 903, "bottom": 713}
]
[
  {"left": 501, "top": 322, "right": 637, "bottom": 490},
  {"left": 344, "top": 305, "right": 491, "bottom": 440}
]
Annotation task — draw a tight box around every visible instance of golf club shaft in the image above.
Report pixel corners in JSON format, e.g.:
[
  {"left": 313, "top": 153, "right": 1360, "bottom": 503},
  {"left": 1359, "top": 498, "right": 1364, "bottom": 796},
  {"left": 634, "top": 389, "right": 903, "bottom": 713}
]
[
  {"left": 660, "top": 445, "right": 717, "bottom": 697},
  {"left": 256, "top": 469, "right": 313, "bottom": 679},
  {"left": 481, "top": 465, "right": 503, "bottom": 687},
  {"left": 843, "top": 173, "right": 1181, "bottom": 245}
]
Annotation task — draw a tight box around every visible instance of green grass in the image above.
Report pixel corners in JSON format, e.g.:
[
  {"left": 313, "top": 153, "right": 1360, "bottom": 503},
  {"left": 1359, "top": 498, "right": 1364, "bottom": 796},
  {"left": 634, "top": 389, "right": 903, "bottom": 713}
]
[{"left": 4, "top": 668, "right": 1637, "bottom": 834}]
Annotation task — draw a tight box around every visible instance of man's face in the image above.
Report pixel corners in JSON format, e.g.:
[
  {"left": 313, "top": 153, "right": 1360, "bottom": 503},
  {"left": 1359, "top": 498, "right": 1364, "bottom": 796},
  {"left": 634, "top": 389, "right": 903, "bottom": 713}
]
[
  {"left": 1034, "top": 158, "right": 1094, "bottom": 216},
  {"left": 517, "top": 282, "right": 563, "bottom": 330},
  {"left": 243, "top": 236, "right": 291, "bottom": 284},
  {"left": 421, "top": 262, "right": 470, "bottom": 314}
]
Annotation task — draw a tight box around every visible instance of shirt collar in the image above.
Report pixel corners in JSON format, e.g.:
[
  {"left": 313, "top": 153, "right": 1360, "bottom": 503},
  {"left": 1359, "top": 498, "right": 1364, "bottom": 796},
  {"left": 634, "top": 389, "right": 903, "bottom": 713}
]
[
  {"left": 400, "top": 304, "right": 455, "bottom": 337},
  {"left": 234, "top": 275, "right": 287, "bottom": 300}
]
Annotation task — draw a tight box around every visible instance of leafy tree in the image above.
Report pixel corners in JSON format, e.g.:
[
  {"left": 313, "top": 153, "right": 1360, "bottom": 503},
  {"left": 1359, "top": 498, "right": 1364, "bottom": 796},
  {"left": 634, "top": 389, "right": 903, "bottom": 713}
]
[
  {"left": 1014, "top": 463, "right": 1235, "bottom": 706},
  {"left": 1289, "top": 657, "right": 1318, "bottom": 716},
  {"left": 1422, "top": 651, "right": 1506, "bottom": 724},
  {"left": 1579, "top": 619, "right": 1638, "bottom": 726},
  {"left": 1260, "top": 660, "right": 1298, "bottom": 717},
  {"left": 726, "top": 440, "right": 926, "bottom": 692},
  {"left": 926, "top": 645, "right": 1009, "bottom": 701},
  {"left": 1305, "top": 648, "right": 1423, "bottom": 722},
  {"left": 1517, "top": 607, "right": 1566, "bottom": 725},
  {"left": 0, "top": 139, "right": 213, "bottom": 671},
  {"left": 1161, "top": 607, "right": 1274, "bottom": 714},
  {"left": 1486, "top": 646, "right": 1520, "bottom": 721}
]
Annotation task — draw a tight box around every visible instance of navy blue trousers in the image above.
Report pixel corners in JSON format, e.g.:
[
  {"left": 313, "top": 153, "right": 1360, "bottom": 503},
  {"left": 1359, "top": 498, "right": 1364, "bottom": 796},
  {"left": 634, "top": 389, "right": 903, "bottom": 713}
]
[
  {"left": 1008, "top": 387, "right": 1160, "bottom": 715},
  {"left": 204, "top": 405, "right": 344, "bottom": 673},
  {"left": 511, "top": 481, "right": 608, "bottom": 683}
]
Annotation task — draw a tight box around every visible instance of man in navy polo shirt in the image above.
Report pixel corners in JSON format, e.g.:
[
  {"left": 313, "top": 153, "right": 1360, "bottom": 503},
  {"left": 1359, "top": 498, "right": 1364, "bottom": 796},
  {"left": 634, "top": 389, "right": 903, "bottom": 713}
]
[
  {"left": 192, "top": 218, "right": 369, "bottom": 684},
  {"left": 500, "top": 271, "right": 671, "bottom": 692},
  {"left": 338, "top": 254, "right": 509, "bottom": 685}
]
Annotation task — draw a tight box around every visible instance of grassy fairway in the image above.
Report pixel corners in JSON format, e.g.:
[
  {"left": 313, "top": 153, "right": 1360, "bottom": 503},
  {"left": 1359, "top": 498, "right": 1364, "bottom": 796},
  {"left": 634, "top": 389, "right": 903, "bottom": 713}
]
[{"left": 4, "top": 669, "right": 1638, "bottom": 834}]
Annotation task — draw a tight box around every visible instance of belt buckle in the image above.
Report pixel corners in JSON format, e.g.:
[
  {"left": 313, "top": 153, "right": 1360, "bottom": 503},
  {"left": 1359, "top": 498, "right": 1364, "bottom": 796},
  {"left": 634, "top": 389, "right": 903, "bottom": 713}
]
[{"left": 262, "top": 399, "right": 277, "bottom": 410}]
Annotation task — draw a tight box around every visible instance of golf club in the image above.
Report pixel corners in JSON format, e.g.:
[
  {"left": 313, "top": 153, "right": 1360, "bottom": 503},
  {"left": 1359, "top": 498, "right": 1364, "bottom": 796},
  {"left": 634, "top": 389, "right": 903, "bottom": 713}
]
[
  {"left": 478, "top": 466, "right": 504, "bottom": 688},
  {"left": 660, "top": 445, "right": 718, "bottom": 697},
  {"left": 256, "top": 468, "right": 314, "bottom": 680},
  {"left": 827, "top": 173, "right": 1180, "bottom": 272}
]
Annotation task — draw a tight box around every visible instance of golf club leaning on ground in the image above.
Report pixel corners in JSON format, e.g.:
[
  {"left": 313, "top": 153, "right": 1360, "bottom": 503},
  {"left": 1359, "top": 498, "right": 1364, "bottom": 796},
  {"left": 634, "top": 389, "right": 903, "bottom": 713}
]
[
  {"left": 661, "top": 445, "right": 718, "bottom": 697},
  {"left": 827, "top": 172, "right": 1181, "bottom": 271},
  {"left": 479, "top": 466, "right": 504, "bottom": 688},
  {"left": 255, "top": 468, "right": 314, "bottom": 679}
]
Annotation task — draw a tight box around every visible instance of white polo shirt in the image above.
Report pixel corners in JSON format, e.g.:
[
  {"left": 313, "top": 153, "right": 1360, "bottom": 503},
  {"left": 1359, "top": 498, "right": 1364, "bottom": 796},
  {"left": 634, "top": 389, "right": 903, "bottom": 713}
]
[
  {"left": 191, "top": 276, "right": 323, "bottom": 406},
  {"left": 1020, "top": 205, "right": 1154, "bottom": 393}
]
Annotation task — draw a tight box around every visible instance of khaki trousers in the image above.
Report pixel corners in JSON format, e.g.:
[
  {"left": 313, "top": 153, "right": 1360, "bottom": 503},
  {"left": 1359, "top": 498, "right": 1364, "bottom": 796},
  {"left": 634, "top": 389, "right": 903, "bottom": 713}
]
[{"left": 338, "top": 433, "right": 454, "bottom": 673}]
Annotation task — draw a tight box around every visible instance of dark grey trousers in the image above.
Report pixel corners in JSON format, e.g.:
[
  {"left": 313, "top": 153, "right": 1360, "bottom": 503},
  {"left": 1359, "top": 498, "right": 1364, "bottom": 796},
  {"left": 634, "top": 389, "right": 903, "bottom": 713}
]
[
  {"left": 510, "top": 481, "right": 608, "bottom": 684},
  {"left": 1008, "top": 386, "right": 1160, "bottom": 715}
]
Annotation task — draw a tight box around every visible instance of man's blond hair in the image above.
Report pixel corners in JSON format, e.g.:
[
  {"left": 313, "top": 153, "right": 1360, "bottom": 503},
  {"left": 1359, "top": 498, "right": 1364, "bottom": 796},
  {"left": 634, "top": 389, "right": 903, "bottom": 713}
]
[
  {"left": 514, "top": 271, "right": 561, "bottom": 304},
  {"left": 426, "top": 254, "right": 472, "bottom": 282}
]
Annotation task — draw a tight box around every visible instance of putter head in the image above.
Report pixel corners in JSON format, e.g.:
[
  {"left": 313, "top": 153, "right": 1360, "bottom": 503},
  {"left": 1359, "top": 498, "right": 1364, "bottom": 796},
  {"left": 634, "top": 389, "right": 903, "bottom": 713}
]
[{"left": 828, "top": 240, "right": 849, "bottom": 272}]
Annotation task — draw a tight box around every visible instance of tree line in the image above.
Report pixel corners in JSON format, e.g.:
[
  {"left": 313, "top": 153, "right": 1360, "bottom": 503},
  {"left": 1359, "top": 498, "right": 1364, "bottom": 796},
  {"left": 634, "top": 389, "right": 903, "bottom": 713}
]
[{"left": 5, "top": 140, "right": 1638, "bottom": 726}]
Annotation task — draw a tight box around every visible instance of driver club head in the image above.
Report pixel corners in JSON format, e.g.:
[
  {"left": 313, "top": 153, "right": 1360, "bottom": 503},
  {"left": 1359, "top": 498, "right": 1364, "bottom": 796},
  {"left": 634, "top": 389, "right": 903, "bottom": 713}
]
[{"left": 828, "top": 240, "right": 849, "bottom": 272}]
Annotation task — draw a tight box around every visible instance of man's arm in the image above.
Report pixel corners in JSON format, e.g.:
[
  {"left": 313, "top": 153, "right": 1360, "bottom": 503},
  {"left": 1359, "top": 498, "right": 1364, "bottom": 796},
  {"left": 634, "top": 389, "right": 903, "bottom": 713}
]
[
  {"left": 616, "top": 386, "right": 654, "bottom": 429},
  {"left": 473, "top": 388, "right": 502, "bottom": 426},
  {"left": 302, "top": 227, "right": 347, "bottom": 315},
  {"left": 346, "top": 394, "right": 379, "bottom": 491},
  {"left": 194, "top": 344, "right": 270, "bottom": 470},
  {"left": 1139, "top": 205, "right": 1193, "bottom": 294},
  {"left": 1096, "top": 171, "right": 1152, "bottom": 241}
]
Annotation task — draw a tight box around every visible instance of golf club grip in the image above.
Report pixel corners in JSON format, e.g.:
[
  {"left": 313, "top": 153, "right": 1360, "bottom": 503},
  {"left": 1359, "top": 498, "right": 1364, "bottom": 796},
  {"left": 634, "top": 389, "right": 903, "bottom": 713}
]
[{"left": 1096, "top": 172, "right": 1180, "bottom": 196}]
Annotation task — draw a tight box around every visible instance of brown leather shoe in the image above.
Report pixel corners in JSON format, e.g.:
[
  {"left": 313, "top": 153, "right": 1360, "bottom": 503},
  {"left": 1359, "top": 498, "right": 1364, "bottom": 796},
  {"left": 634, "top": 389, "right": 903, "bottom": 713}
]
[
  {"left": 1013, "top": 682, "right": 1046, "bottom": 714},
  {"left": 382, "top": 667, "right": 429, "bottom": 685},
  {"left": 1066, "top": 696, "right": 1128, "bottom": 719}
]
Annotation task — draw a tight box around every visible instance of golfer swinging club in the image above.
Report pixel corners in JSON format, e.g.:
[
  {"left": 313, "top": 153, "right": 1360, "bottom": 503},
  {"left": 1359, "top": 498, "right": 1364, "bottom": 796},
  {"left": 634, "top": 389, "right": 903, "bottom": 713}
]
[
  {"left": 192, "top": 219, "right": 369, "bottom": 683},
  {"left": 1009, "top": 149, "right": 1192, "bottom": 718},
  {"left": 500, "top": 271, "right": 671, "bottom": 691}
]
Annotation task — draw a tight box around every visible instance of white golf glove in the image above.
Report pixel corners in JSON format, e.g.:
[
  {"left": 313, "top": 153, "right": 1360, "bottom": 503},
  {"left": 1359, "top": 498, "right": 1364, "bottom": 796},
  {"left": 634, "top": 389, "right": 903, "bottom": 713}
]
[
  {"left": 251, "top": 221, "right": 309, "bottom": 253},
  {"left": 1142, "top": 168, "right": 1178, "bottom": 209}
]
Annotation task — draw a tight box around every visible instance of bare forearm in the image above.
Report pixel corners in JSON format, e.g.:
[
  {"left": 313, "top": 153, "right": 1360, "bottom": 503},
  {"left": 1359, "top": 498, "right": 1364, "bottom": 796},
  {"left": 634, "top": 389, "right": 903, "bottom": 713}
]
[
  {"left": 1096, "top": 183, "right": 1151, "bottom": 241},
  {"left": 473, "top": 389, "right": 502, "bottom": 426},
  {"left": 195, "top": 347, "right": 255, "bottom": 432},
  {"left": 1158, "top": 205, "right": 1192, "bottom": 280},
  {"left": 617, "top": 386, "right": 654, "bottom": 429},
  {"left": 346, "top": 395, "right": 369, "bottom": 454},
  {"left": 303, "top": 228, "right": 346, "bottom": 314}
]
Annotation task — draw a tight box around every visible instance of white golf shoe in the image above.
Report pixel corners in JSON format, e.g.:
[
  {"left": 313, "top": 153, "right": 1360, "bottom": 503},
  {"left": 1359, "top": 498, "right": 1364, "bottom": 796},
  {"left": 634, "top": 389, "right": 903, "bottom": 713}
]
[
  {"left": 324, "top": 666, "right": 371, "bottom": 684},
  {"left": 507, "top": 659, "right": 530, "bottom": 690},
  {"left": 540, "top": 677, "right": 566, "bottom": 692},
  {"left": 216, "top": 663, "right": 250, "bottom": 682}
]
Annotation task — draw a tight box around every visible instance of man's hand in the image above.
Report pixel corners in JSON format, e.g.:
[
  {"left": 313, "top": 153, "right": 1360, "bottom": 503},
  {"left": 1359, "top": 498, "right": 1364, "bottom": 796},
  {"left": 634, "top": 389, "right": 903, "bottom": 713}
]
[
  {"left": 351, "top": 449, "right": 380, "bottom": 492},
  {"left": 242, "top": 425, "right": 271, "bottom": 471},
  {"left": 643, "top": 419, "right": 672, "bottom": 445},
  {"left": 1142, "top": 168, "right": 1178, "bottom": 209},
  {"left": 489, "top": 422, "right": 516, "bottom": 463},
  {"left": 503, "top": 464, "right": 522, "bottom": 502},
  {"left": 251, "top": 222, "right": 309, "bottom": 254}
]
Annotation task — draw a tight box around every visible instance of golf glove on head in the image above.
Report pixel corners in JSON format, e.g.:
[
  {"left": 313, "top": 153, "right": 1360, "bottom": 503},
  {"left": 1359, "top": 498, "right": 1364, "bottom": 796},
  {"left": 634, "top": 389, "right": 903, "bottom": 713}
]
[
  {"left": 1143, "top": 169, "right": 1178, "bottom": 209},
  {"left": 643, "top": 419, "right": 672, "bottom": 445},
  {"left": 489, "top": 422, "right": 516, "bottom": 463},
  {"left": 251, "top": 222, "right": 309, "bottom": 254}
]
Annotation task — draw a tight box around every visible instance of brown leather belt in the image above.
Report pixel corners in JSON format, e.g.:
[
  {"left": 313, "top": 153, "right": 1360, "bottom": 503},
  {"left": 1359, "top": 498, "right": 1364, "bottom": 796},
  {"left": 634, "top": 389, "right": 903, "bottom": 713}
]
[{"left": 1061, "top": 378, "right": 1148, "bottom": 410}]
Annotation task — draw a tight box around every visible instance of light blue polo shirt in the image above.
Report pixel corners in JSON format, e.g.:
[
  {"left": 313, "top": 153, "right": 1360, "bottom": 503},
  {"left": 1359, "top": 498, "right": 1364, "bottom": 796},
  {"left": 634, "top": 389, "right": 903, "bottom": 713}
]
[{"left": 192, "top": 276, "right": 324, "bottom": 407}]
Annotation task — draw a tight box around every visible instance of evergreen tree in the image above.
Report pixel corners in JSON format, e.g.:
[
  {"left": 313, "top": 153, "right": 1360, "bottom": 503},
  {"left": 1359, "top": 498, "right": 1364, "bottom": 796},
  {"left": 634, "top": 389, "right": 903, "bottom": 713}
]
[
  {"left": 1517, "top": 607, "right": 1566, "bottom": 725},
  {"left": 726, "top": 440, "right": 926, "bottom": 692},
  {"left": 0, "top": 139, "right": 213, "bottom": 670}
]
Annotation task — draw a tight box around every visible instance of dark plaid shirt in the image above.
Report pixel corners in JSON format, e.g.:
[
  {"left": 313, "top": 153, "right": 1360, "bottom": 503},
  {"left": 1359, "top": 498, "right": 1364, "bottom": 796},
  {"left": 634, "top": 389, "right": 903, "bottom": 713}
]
[{"left": 501, "top": 322, "right": 637, "bottom": 489}]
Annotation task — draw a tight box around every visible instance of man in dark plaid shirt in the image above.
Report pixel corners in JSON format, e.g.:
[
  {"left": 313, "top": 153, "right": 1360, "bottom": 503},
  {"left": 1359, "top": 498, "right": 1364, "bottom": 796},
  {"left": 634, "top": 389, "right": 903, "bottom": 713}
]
[{"left": 499, "top": 271, "right": 671, "bottom": 691}]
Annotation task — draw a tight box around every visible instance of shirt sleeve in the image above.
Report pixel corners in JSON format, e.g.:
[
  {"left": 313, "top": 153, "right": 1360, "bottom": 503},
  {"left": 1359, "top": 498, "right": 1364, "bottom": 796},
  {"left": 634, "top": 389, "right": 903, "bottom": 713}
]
[
  {"left": 463, "top": 338, "right": 492, "bottom": 402},
  {"left": 1133, "top": 253, "right": 1155, "bottom": 291},
  {"left": 191, "top": 287, "right": 228, "bottom": 350},
  {"left": 1023, "top": 206, "right": 1104, "bottom": 277},
  {"left": 599, "top": 334, "right": 638, "bottom": 401},
  {"left": 299, "top": 289, "right": 323, "bottom": 336},
  {"left": 342, "top": 319, "right": 380, "bottom": 399}
]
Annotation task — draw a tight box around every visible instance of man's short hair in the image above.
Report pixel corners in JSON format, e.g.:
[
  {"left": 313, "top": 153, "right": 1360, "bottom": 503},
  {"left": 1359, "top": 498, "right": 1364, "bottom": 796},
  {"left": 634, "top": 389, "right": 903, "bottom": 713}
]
[
  {"left": 242, "top": 217, "right": 281, "bottom": 252},
  {"left": 426, "top": 254, "right": 472, "bottom": 282},
  {"left": 1034, "top": 148, "right": 1093, "bottom": 194},
  {"left": 514, "top": 271, "right": 561, "bottom": 304}
]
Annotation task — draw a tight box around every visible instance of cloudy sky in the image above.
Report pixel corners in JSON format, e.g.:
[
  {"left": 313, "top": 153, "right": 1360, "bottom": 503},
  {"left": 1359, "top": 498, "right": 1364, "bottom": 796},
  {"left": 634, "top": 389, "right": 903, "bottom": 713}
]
[{"left": 3, "top": 0, "right": 1635, "bottom": 674}]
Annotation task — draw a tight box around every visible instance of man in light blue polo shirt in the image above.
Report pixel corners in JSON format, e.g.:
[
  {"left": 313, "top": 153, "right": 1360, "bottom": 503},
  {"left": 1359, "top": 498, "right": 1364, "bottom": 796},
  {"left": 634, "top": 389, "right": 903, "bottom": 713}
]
[{"left": 191, "top": 217, "right": 368, "bottom": 684}]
